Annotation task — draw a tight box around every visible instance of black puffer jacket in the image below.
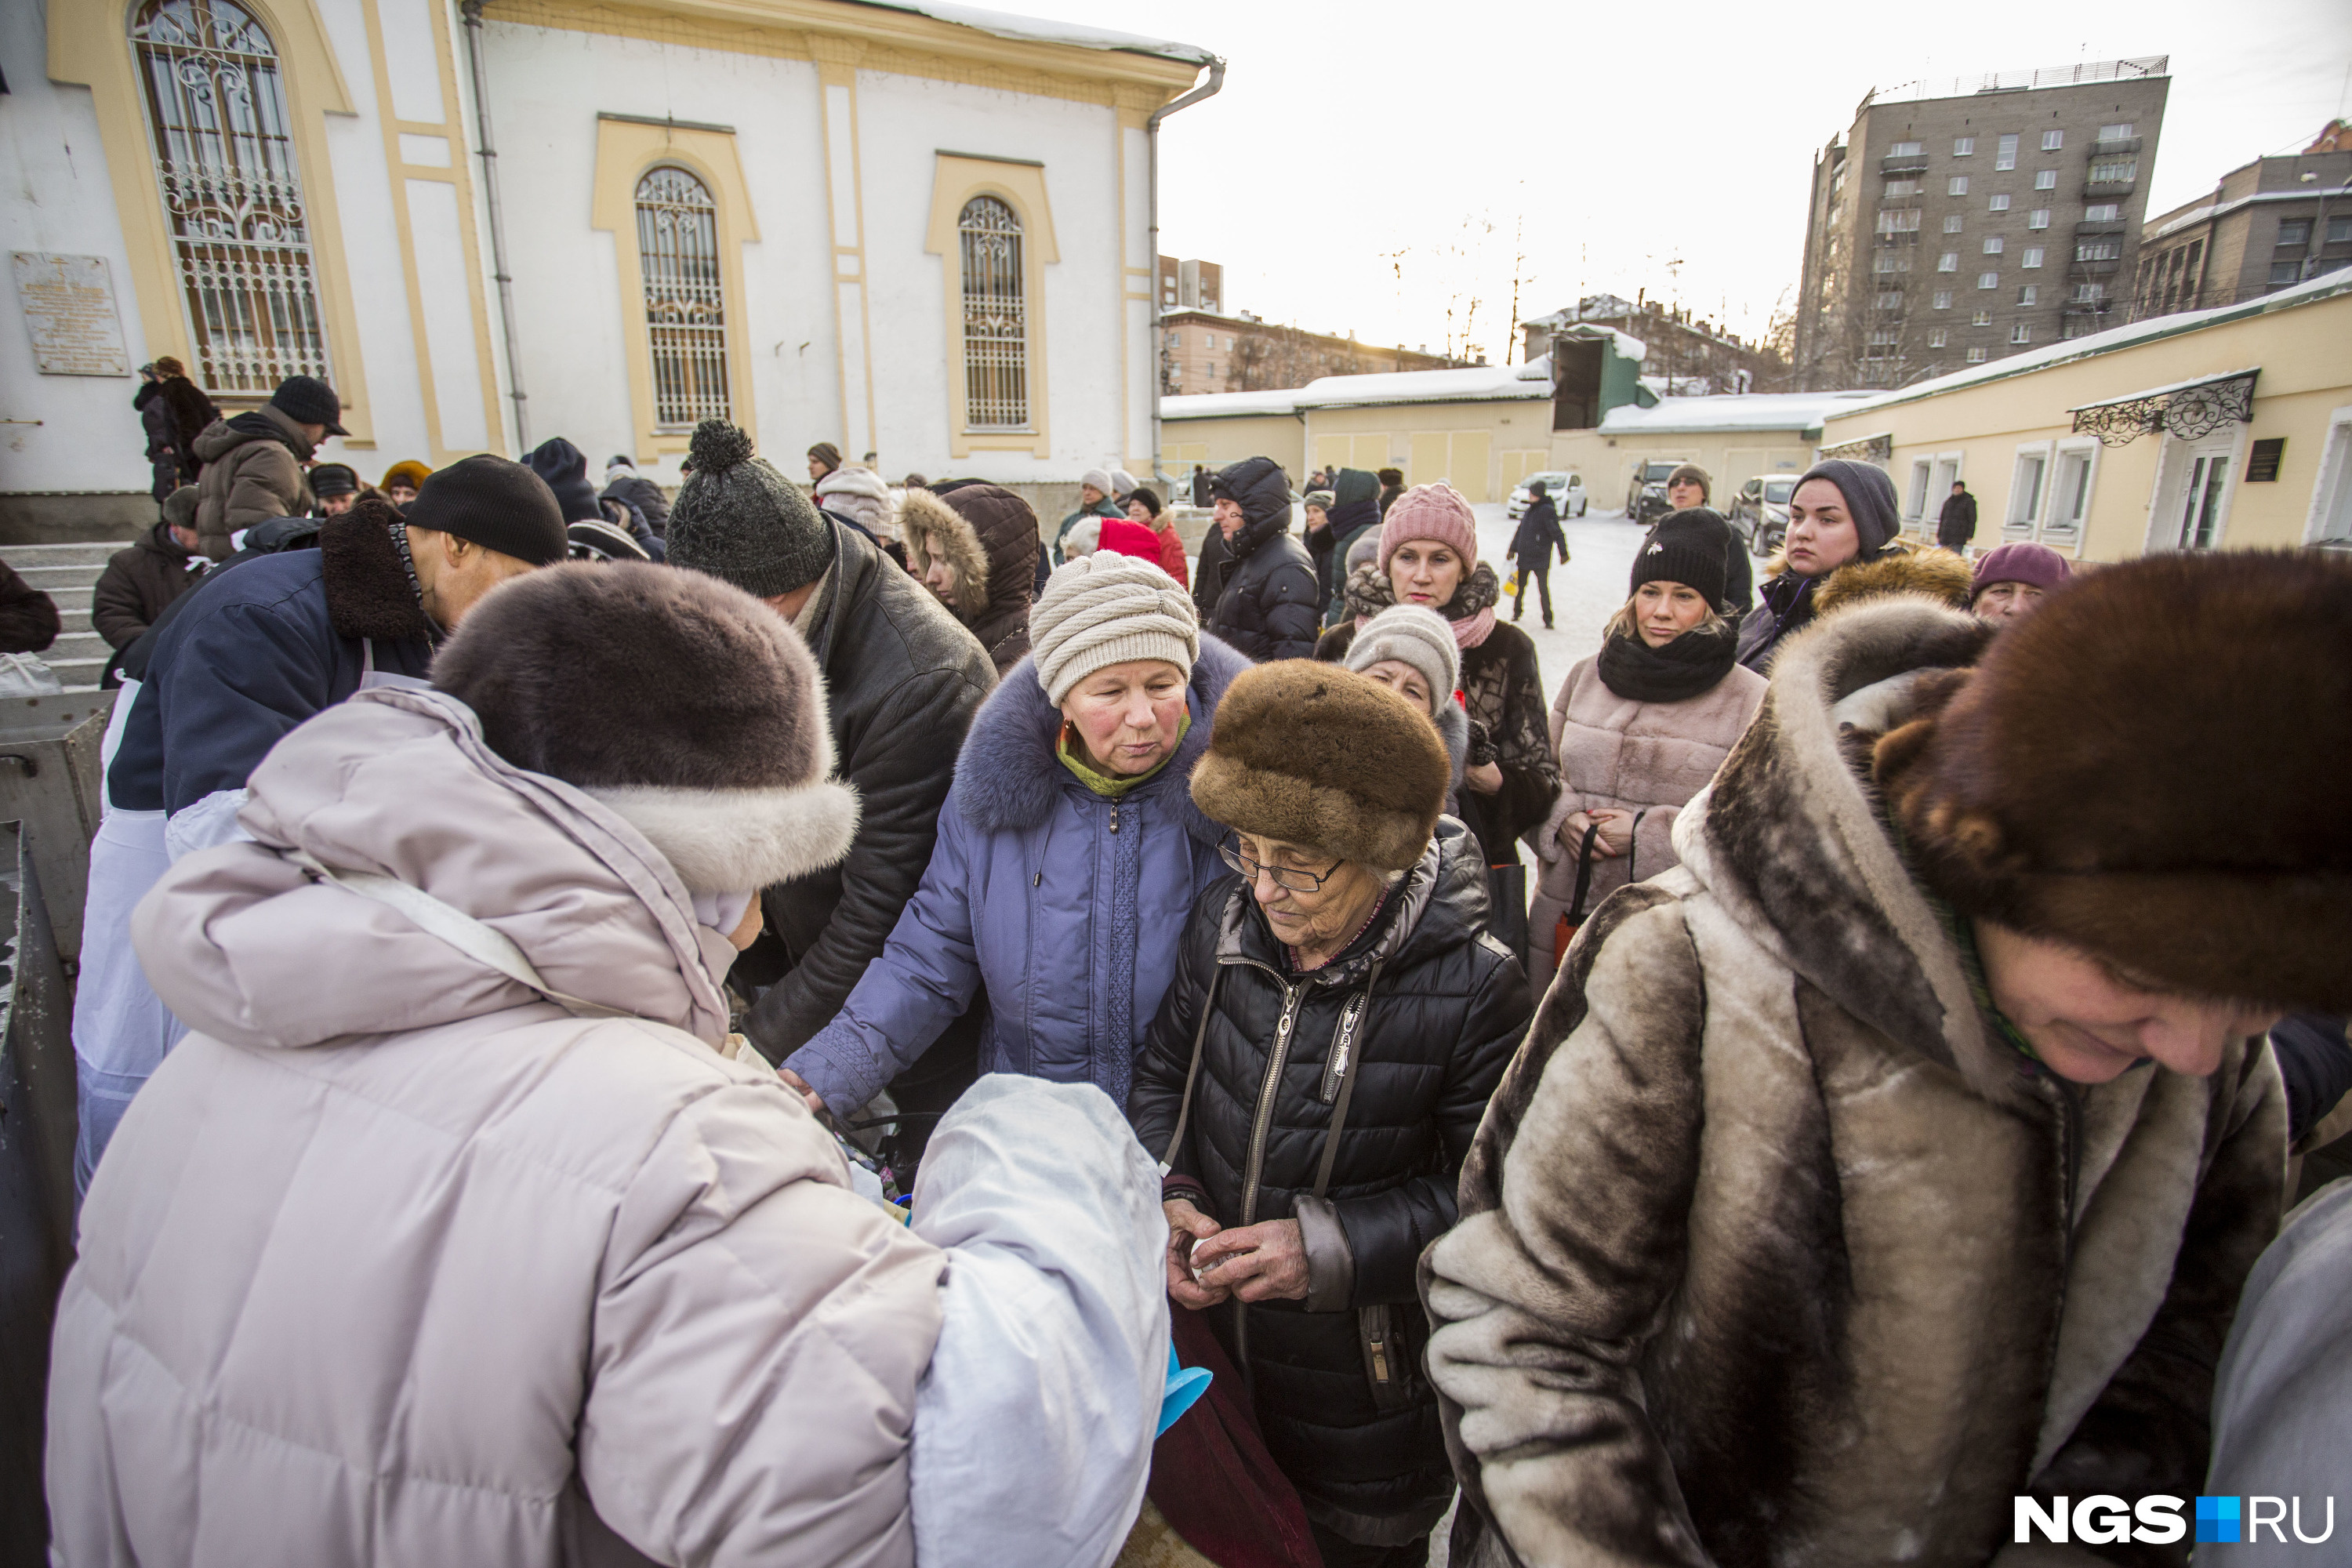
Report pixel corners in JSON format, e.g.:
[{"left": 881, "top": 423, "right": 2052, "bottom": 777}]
[
  {"left": 1206, "top": 456, "right": 1319, "bottom": 662},
  {"left": 741, "top": 520, "right": 996, "bottom": 1057},
  {"left": 1128, "top": 822, "right": 1530, "bottom": 1542}
]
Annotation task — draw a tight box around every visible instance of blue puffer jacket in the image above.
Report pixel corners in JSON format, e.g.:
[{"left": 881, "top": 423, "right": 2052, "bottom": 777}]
[{"left": 788, "top": 636, "right": 1249, "bottom": 1114}]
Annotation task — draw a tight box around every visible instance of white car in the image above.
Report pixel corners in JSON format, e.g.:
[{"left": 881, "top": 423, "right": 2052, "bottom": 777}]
[{"left": 1507, "top": 471, "right": 1586, "bottom": 521}]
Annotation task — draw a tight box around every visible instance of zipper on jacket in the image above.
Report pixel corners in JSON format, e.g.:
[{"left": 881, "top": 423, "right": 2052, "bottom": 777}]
[
  {"left": 1109, "top": 800, "right": 1120, "bottom": 834},
  {"left": 1237, "top": 977, "right": 1306, "bottom": 1228},
  {"left": 1319, "top": 989, "right": 1371, "bottom": 1104}
]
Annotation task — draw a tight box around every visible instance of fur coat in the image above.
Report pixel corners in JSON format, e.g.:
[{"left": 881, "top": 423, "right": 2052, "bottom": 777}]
[{"left": 1423, "top": 595, "right": 2286, "bottom": 1568}]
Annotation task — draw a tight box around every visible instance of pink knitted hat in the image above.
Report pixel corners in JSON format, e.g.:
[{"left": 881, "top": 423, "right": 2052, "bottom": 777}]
[{"left": 1377, "top": 482, "right": 1479, "bottom": 571}]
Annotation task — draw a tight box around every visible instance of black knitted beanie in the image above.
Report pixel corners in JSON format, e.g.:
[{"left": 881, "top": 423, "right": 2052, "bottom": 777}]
[{"left": 666, "top": 421, "right": 835, "bottom": 600}]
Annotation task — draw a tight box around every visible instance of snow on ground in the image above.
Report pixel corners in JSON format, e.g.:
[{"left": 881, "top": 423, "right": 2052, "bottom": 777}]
[{"left": 1469, "top": 500, "right": 1643, "bottom": 703}]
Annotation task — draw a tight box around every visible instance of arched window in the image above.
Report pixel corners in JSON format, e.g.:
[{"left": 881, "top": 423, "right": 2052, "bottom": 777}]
[
  {"left": 635, "top": 165, "right": 730, "bottom": 429},
  {"left": 132, "top": 0, "right": 331, "bottom": 394},
  {"left": 958, "top": 196, "right": 1027, "bottom": 429}
]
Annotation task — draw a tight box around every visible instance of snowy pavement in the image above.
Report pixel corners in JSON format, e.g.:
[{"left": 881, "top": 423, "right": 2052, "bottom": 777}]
[{"left": 1469, "top": 500, "right": 1646, "bottom": 703}]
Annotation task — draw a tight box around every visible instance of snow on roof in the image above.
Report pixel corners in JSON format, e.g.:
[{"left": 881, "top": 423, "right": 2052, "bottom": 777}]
[
  {"left": 848, "top": 1, "right": 1215, "bottom": 64},
  {"left": 1160, "top": 388, "right": 1304, "bottom": 419},
  {"left": 1599, "top": 390, "right": 1882, "bottom": 436},
  {"left": 1823, "top": 269, "right": 2352, "bottom": 425},
  {"left": 1553, "top": 323, "right": 1648, "bottom": 363},
  {"left": 1162, "top": 361, "right": 1552, "bottom": 420}
]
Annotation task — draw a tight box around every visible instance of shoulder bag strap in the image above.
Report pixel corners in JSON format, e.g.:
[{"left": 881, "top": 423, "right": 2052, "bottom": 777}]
[
  {"left": 1626, "top": 809, "right": 1650, "bottom": 887},
  {"left": 1565, "top": 823, "right": 1602, "bottom": 924},
  {"left": 1311, "top": 960, "right": 1384, "bottom": 1200},
  {"left": 1157, "top": 965, "right": 1221, "bottom": 1175},
  {"left": 286, "top": 850, "right": 637, "bottom": 1022}
]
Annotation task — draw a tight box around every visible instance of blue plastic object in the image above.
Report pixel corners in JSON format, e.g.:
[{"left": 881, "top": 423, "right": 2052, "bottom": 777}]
[{"left": 1156, "top": 1343, "right": 1212, "bottom": 1437}]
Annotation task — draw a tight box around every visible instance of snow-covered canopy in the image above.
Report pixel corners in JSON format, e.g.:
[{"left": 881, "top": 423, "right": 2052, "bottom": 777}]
[
  {"left": 1162, "top": 361, "right": 1552, "bottom": 420},
  {"left": 850, "top": 2, "right": 1216, "bottom": 64},
  {"left": 1599, "top": 391, "right": 1881, "bottom": 436}
]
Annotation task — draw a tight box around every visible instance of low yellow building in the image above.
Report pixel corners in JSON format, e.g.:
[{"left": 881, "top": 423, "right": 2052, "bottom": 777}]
[
  {"left": 1550, "top": 392, "right": 1878, "bottom": 514},
  {"left": 1817, "top": 272, "right": 2352, "bottom": 558},
  {"left": 1160, "top": 363, "right": 1554, "bottom": 502}
]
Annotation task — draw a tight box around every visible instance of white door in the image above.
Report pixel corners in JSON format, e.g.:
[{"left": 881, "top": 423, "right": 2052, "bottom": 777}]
[{"left": 2158, "top": 437, "right": 2236, "bottom": 551}]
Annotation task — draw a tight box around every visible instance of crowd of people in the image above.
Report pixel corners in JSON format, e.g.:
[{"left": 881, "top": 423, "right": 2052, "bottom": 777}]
[{"left": 35, "top": 368, "right": 2352, "bottom": 1568}]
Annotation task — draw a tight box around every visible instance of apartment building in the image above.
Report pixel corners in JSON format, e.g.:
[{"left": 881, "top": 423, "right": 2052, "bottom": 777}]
[
  {"left": 2132, "top": 122, "right": 2352, "bottom": 320},
  {"left": 1792, "top": 58, "right": 2170, "bottom": 391}
]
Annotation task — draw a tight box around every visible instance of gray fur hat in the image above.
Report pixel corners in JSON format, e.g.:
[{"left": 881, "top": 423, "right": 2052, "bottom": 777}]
[
  {"left": 1343, "top": 604, "right": 1458, "bottom": 719},
  {"left": 430, "top": 562, "right": 857, "bottom": 893},
  {"left": 666, "top": 419, "right": 835, "bottom": 598}
]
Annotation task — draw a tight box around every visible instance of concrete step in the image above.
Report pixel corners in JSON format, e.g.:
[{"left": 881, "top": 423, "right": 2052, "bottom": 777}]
[
  {"left": 51, "top": 631, "right": 108, "bottom": 661},
  {"left": 0, "top": 542, "right": 128, "bottom": 570},
  {"left": 58, "top": 608, "right": 92, "bottom": 634},
  {"left": 14, "top": 564, "right": 109, "bottom": 593}
]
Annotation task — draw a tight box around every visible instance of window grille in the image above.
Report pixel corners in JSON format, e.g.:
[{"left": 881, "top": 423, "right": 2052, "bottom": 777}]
[
  {"left": 635, "top": 165, "right": 730, "bottom": 429},
  {"left": 958, "top": 195, "right": 1028, "bottom": 430},
  {"left": 132, "top": 0, "right": 330, "bottom": 394}
]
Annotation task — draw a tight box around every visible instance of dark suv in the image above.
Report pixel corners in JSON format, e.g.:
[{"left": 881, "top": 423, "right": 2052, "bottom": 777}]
[
  {"left": 1730, "top": 474, "right": 1800, "bottom": 557},
  {"left": 1624, "top": 460, "right": 1679, "bottom": 524}
]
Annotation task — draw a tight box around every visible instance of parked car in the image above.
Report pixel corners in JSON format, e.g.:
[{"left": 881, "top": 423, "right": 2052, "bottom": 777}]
[
  {"left": 1506, "top": 471, "right": 1586, "bottom": 521},
  {"left": 1624, "top": 459, "right": 1680, "bottom": 524},
  {"left": 1730, "top": 473, "right": 1800, "bottom": 557}
]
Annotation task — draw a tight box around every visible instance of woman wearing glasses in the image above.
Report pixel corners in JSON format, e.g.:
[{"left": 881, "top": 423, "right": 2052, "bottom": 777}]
[
  {"left": 1128, "top": 662, "right": 1532, "bottom": 1568},
  {"left": 784, "top": 554, "right": 1248, "bottom": 1121}
]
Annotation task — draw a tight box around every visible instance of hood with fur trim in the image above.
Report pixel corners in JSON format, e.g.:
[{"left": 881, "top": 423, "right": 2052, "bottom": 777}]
[
  {"left": 1810, "top": 543, "right": 1975, "bottom": 617},
  {"left": 953, "top": 633, "right": 1249, "bottom": 844},
  {"left": 898, "top": 485, "right": 1038, "bottom": 676}
]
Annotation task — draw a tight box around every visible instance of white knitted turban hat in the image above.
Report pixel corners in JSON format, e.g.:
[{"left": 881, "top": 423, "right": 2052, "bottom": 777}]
[
  {"left": 1343, "top": 604, "right": 1458, "bottom": 719},
  {"left": 1031, "top": 554, "right": 1199, "bottom": 704}
]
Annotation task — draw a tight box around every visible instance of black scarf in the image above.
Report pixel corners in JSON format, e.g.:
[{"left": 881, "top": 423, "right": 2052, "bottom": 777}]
[{"left": 1596, "top": 626, "right": 1740, "bottom": 703}]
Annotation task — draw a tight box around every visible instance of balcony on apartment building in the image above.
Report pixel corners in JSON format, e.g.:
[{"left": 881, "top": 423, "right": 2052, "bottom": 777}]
[{"left": 1880, "top": 151, "right": 1931, "bottom": 176}]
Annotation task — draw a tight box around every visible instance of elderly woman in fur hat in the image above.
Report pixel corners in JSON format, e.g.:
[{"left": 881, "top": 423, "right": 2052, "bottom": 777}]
[
  {"left": 1131, "top": 662, "right": 1531, "bottom": 1568},
  {"left": 786, "top": 554, "right": 1249, "bottom": 1120},
  {"left": 1424, "top": 550, "right": 2352, "bottom": 1568}
]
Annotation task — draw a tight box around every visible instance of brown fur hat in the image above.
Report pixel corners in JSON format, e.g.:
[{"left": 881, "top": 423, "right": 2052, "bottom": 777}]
[
  {"left": 1812, "top": 541, "right": 1976, "bottom": 616},
  {"left": 432, "top": 562, "right": 857, "bottom": 893},
  {"left": 1191, "top": 662, "right": 1449, "bottom": 871},
  {"left": 1875, "top": 549, "right": 2352, "bottom": 1008}
]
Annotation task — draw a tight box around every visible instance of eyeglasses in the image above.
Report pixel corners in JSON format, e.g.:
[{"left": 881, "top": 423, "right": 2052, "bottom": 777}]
[{"left": 1219, "top": 836, "right": 1342, "bottom": 894}]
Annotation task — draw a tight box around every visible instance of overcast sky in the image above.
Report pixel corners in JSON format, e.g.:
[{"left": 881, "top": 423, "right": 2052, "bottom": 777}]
[{"left": 1058, "top": 0, "right": 2352, "bottom": 364}]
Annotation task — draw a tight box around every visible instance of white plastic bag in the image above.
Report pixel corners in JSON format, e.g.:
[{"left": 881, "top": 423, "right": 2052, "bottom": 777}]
[{"left": 0, "top": 652, "right": 64, "bottom": 696}]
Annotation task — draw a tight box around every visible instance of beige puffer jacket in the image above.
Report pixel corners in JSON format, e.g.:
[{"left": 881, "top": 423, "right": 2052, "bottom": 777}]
[
  {"left": 1527, "top": 652, "right": 1766, "bottom": 976},
  {"left": 48, "top": 688, "right": 946, "bottom": 1567}
]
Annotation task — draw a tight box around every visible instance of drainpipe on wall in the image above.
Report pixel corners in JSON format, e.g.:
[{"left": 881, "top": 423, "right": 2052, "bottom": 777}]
[
  {"left": 1146, "top": 56, "right": 1225, "bottom": 488},
  {"left": 459, "top": 0, "right": 528, "bottom": 452}
]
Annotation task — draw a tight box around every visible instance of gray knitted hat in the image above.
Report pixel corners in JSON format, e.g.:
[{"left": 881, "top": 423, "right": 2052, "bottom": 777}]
[
  {"left": 666, "top": 419, "right": 834, "bottom": 597},
  {"left": 1030, "top": 554, "right": 1197, "bottom": 704},
  {"left": 1343, "top": 604, "right": 1458, "bottom": 718}
]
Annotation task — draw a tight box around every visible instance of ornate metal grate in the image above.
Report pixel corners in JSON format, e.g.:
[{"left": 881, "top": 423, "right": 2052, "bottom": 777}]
[
  {"left": 636, "top": 165, "right": 731, "bottom": 430},
  {"left": 133, "top": 0, "right": 331, "bottom": 394},
  {"left": 959, "top": 196, "right": 1028, "bottom": 430},
  {"left": 2070, "top": 370, "right": 2257, "bottom": 448}
]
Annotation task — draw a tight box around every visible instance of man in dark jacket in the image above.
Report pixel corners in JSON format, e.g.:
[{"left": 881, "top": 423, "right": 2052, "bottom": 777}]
[
  {"left": 1205, "top": 456, "right": 1319, "bottom": 662},
  {"left": 1375, "top": 466, "right": 1405, "bottom": 518},
  {"left": 662, "top": 420, "right": 996, "bottom": 1087},
  {"left": 78, "top": 459, "right": 564, "bottom": 1185},
  {"left": 1504, "top": 480, "right": 1568, "bottom": 628},
  {"left": 190, "top": 375, "right": 343, "bottom": 561},
  {"left": 1189, "top": 464, "right": 1212, "bottom": 507},
  {"left": 93, "top": 488, "right": 208, "bottom": 650},
  {"left": 601, "top": 453, "right": 671, "bottom": 536},
  {"left": 1322, "top": 467, "right": 1384, "bottom": 626},
  {"left": 1937, "top": 480, "right": 1978, "bottom": 553}
]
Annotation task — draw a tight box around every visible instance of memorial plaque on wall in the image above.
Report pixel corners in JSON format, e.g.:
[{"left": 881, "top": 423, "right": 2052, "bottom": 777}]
[{"left": 12, "top": 252, "right": 130, "bottom": 376}]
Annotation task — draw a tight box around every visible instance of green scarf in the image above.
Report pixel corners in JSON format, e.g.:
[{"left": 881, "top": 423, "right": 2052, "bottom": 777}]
[{"left": 1057, "top": 712, "right": 1192, "bottom": 797}]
